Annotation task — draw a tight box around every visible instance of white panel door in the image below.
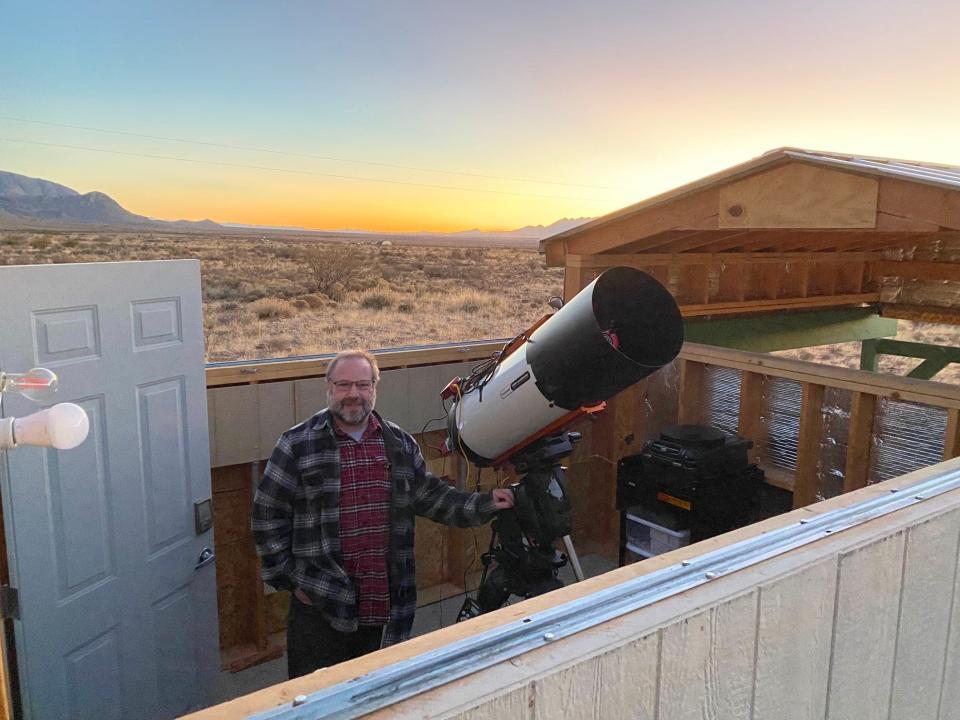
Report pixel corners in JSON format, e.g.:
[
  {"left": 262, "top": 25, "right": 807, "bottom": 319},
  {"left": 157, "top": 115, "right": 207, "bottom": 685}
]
[{"left": 0, "top": 260, "right": 219, "bottom": 719}]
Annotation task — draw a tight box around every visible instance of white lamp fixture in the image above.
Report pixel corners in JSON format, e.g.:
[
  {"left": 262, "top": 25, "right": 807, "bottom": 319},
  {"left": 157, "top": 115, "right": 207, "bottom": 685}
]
[{"left": 0, "top": 368, "right": 90, "bottom": 451}]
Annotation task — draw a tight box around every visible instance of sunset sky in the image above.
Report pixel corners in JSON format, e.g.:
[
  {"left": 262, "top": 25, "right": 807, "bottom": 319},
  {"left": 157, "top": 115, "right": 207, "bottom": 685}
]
[{"left": 3, "top": 1, "right": 959, "bottom": 233}]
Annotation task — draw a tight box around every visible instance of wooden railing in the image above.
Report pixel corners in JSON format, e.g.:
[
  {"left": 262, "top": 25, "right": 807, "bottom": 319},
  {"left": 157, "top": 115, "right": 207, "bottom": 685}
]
[{"left": 203, "top": 340, "right": 960, "bottom": 669}]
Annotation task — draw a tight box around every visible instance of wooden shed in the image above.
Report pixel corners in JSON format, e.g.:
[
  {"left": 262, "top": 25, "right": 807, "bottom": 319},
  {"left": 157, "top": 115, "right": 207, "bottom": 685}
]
[
  {"left": 542, "top": 148, "right": 960, "bottom": 358},
  {"left": 186, "top": 150, "right": 960, "bottom": 718}
]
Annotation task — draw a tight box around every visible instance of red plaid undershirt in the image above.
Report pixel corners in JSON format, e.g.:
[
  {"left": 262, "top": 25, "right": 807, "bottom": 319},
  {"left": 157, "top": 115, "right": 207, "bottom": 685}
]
[{"left": 335, "top": 414, "right": 391, "bottom": 626}]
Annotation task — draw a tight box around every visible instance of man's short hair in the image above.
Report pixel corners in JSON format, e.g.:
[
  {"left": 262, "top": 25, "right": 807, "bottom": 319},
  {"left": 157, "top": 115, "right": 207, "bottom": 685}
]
[{"left": 326, "top": 349, "right": 380, "bottom": 383}]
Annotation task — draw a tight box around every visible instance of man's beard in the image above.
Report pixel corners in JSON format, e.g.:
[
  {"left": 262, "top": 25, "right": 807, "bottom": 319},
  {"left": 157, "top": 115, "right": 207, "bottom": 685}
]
[{"left": 330, "top": 396, "right": 373, "bottom": 426}]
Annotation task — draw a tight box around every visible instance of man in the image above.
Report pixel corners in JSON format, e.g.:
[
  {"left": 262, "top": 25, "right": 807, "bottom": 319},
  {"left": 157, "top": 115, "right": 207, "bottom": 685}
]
[{"left": 252, "top": 349, "right": 514, "bottom": 678}]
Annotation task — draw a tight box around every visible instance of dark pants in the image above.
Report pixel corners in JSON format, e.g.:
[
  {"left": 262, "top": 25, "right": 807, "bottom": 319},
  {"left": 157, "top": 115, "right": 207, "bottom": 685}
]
[{"left": 287, "top": 595, "right": 384, "bottom": 679}]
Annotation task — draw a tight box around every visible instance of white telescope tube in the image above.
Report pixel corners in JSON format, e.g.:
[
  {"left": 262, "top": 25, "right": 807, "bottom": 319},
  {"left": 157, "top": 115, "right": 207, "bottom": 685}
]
[{"left": 447, "top": 266, "right": 684, "bottom": 466}]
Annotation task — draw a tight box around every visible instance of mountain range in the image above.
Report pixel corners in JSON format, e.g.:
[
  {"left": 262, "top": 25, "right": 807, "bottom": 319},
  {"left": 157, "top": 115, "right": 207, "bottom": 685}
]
[
  {"left": 0, "top": 170, "right": 221, "bottom": 230},
  {"left": 0, "top": 170, "right": 590, "bottom": 240}
]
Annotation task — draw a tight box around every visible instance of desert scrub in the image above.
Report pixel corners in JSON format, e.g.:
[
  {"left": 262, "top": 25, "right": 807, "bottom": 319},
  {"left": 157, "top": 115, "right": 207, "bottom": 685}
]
[
  {"left": 300, "top": 293, "right": 332, "bottom": 309},
  {"left": 358, "top": 288, "right": 397, "bottom": 310},
  {"left": 248, "top": 298, "right": 298, "bottom": 319},
  {"left": 447, "top": 288, "right": 503, "bottom": 314},
  {"left": 302, "top": 244, "right": 374, "bottom": 296}
]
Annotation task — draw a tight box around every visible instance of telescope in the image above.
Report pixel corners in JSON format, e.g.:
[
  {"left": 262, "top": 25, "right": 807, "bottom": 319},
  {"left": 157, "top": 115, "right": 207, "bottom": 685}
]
[{"left": 443, "top": 266, "right": 684, "bottom": 616}]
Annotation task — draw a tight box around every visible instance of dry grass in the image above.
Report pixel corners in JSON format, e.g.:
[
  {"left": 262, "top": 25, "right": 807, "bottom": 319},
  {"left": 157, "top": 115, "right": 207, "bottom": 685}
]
[
  {"left": 0, "top": 228, "right": 563, "bottom": 361},
  {"left": 775, "top": 321, "right": 960, "bottom": 384},
  {"left": 3, "top": 227, "right": 958, "bottom": 383}
]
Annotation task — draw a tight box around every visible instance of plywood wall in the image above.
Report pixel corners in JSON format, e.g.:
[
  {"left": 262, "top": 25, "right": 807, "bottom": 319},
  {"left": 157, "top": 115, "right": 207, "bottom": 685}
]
[
  {"left": 365, "top": 473, "right": 960, "bottom": 720},
  {"left": 207, "top": 362, "right": 477, "bottom": 468}
]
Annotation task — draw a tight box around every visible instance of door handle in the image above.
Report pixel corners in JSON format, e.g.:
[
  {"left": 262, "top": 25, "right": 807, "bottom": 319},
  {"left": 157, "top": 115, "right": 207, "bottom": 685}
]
[{"left": 195, "top": 547, "right": 215, "bottom": 570}]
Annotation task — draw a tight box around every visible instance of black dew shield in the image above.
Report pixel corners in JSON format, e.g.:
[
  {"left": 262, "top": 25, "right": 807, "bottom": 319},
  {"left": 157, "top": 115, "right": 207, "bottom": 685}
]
[{"left": 526, "top": 266, "right": 684, "bottom": 410}]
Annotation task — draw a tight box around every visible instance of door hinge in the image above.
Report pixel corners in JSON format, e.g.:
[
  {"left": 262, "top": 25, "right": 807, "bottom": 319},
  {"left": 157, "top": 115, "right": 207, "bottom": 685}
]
[{"left": 0, "top": 586, "right": 19, "bottom": 620}]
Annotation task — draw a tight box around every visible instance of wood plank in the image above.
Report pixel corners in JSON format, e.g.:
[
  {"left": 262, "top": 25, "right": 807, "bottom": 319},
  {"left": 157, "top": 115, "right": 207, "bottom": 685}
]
[
  {"left": 594, "top": 633, "right": 659, "bottom": 719},
  {"left": 678, "top": 360, "right": 706, "bottom": 425},
  {"left": 614, "top": 378, "right": 648, "bottom": 459},
  {"left": 206, "top": 341, "right": 505, "bottom": 387},
  {"left": 679, "top": 293, "right": 880, "bottom": 318},
  {"left": 880, "top": 304, "right": 960, "bottom": 325},
  {"left": 844, "top": 392, "right": 877, "bottom": 493},
  {"left": 209, "top": 385, "right": 260, "bottom": 466},
  {"left": 875, "top": 211, "right": 942, "bottom": 232},
  {"left": 679, "top": 342, "right": 960, "bottom": 410},
  {"left": 826, "top": 533, "right": 906, "bottom": 720},
  {"left": 185, "top": 471, "right": 960, "bottom": 720},
  {"left": 257, "top": 381, "right": 296, "bottom": 456},
  {"left": 456, "top": 687, "right": 529, "bottom": 720},
  {"left": 940, "top": 528, "right": 960, "bottom": 717},
  {"left": 877, "top": 177, "right": 960, "bottom": 231},
  {"left": 658, "top": 592, "right": 758, "bottom": 720},
  {"left": 738, "top": 371, "right": 765, "bottom": 464},
  {"left": 889, "top": 509, "right": 960, "bottom": 720},
  {"left": 754, "top": 558, "right": 836, "bottom": 720},
  {"left": 793, "top": 383, "right": 826, "bottom": 509},
  {"left": 872, "top": 260, "right": 960, "bottom": 282},
  {"left": 564, "top": 188, "right": 721, "bottom": 258},
  {"left": 531, "top": 652, "right": 604, "bottom": 720},
  {"left": 719, "top": 163, "right": 878, "bottom": 229},
  {"left": 569, "top": 251, "right": 884, "bottom": 268},
  {"left": 946, "top": 409, "right": 960, "bottom": 460},
  {"left": 563, "top": 262, "right": 585, "bottom": 303},
  {"left": 587, "top": 398, "right": 619, "bottom": 555}
]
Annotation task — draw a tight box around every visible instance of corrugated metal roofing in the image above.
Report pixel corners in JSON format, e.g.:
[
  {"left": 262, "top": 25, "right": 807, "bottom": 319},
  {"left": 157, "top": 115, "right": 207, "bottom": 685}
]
[
  {"left": 782, "top": 148, "right": 960, "bottom": 191},
  {"left": 540, "top": 147, "right": 960, "bottom": 250}
]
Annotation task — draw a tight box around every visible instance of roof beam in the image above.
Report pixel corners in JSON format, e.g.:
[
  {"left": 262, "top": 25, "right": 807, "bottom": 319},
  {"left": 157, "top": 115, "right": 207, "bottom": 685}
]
[
  {"left": 878, "top": 177, "right": 960, "bottom": 230},
  {"left": 560, "top": 188, "right": 720, "bottom": 261}
]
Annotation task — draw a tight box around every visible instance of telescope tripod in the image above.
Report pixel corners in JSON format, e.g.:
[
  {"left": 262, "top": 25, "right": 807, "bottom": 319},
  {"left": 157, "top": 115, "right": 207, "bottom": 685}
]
[{"left": 458, "top": 432, "right": 585, "bottom": 620}]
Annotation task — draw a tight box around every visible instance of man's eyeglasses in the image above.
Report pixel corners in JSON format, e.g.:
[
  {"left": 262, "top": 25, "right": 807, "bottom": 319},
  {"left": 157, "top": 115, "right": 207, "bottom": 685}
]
[{"left": 328, "top": 380, "right": 375, "bottom": 391}]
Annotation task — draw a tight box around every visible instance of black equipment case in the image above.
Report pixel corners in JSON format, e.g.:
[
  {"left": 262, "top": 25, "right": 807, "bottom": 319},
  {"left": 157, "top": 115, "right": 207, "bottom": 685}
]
[{"left": 617, "top": 424, "right": 763, "bottom": 547}]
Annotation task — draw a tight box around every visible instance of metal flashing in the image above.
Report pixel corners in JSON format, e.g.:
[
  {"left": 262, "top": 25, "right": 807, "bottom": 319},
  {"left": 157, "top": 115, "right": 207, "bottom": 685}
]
[{"left": 250, "top": 462, "right": 960, "bottom": 720}]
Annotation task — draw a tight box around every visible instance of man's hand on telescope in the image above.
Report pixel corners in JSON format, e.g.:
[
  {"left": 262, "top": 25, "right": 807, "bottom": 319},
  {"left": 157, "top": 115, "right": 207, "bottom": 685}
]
[{"left": 491, "top": 488, "right": 515, "bottom": 510}]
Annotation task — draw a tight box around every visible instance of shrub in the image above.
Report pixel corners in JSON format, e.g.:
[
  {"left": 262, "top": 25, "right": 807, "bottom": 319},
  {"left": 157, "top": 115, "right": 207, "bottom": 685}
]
[
  {"left": 301, "top": 293, "right": 329, "bottom": 308},
  {"left": 359, "top": 290, "right": 394, "bottom": 310},
  {"left": 448, "top": 289, "right": 498, "bottom": 314},
  {"left": 29, "top": 238, "right": 52, "bottom": 250},
  {"left": 302, "top": 244, "right": 373, "bottom": 296},
  {"left": 248, "top": 298, "right": 297, "bottom": 319}
]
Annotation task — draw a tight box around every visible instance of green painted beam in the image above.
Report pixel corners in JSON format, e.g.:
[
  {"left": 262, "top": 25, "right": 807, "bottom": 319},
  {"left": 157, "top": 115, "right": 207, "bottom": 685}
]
[
  {"left": 873, "top": 338, "right": 960, "bottom": 363},
  {"left": 683, "top": 308, "right": 898, "bottom": 352},
  {"left": 866, "top": 338, "right": 960, "bottom": 380},
  {"left": 907, "top": 358, "right": 950, "bottom": 380},
  {"left": 860, "top": 338, "right": 879, "bottom": 372}
]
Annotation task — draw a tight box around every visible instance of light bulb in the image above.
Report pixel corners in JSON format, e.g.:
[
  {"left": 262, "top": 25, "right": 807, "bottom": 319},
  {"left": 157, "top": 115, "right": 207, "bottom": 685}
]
[
  {"left": 0, "top": 403, "right": 90, "bottom": 451},
  {"left": 1, "top": 368, "right": 59, "bottom": 402}
]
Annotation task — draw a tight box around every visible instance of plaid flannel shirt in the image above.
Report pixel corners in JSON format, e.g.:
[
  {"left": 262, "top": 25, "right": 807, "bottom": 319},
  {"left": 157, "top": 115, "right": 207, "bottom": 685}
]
[{"left": 252, "top": 408, "right": 497, "bottom": 646}]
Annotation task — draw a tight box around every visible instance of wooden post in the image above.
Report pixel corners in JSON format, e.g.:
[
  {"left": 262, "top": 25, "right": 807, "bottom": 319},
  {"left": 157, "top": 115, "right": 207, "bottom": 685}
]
[
  {"left": 588, "top": 395, "right": 619, "bottom": 558},
  {"left": 737, "top": 371, "right": 765, "bottom": 465},
  {"left": 678, "top": 360, "right": 706, "bottom": 425},
  {"left": 793, "top": 384, "right": 826, "bottom": 509},
  {"left": 860, "top": 339, "right": 879, "bottom": 372},
  {"left": 843, "top": 392, "right": 877, "bottom": 493},
  {"left": 563, "top": 263, "right": 585, "bottom": 303},
  {"left": 945, "top": 408, "right": 960, "bottom": 460}
]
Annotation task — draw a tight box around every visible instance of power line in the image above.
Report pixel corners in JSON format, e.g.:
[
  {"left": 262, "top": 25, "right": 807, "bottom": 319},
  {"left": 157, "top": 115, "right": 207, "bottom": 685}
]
[
  {"left": 0, "top": 136, "right": 608, "bottom": 203},
  {"left": 0, "top": 114, "right": 617, "bottom": 191}
]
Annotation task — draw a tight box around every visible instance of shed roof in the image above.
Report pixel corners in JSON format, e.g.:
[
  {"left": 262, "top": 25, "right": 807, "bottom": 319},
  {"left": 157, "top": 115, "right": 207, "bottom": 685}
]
[{"left": 540, "top": 148, "right": 960, "bottom": 263}]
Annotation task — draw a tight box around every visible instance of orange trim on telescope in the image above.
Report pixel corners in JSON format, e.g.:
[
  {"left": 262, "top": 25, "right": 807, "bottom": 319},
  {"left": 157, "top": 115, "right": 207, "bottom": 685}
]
[{"left": 491, "top": 402, "right": 606, "bottom": 468}]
